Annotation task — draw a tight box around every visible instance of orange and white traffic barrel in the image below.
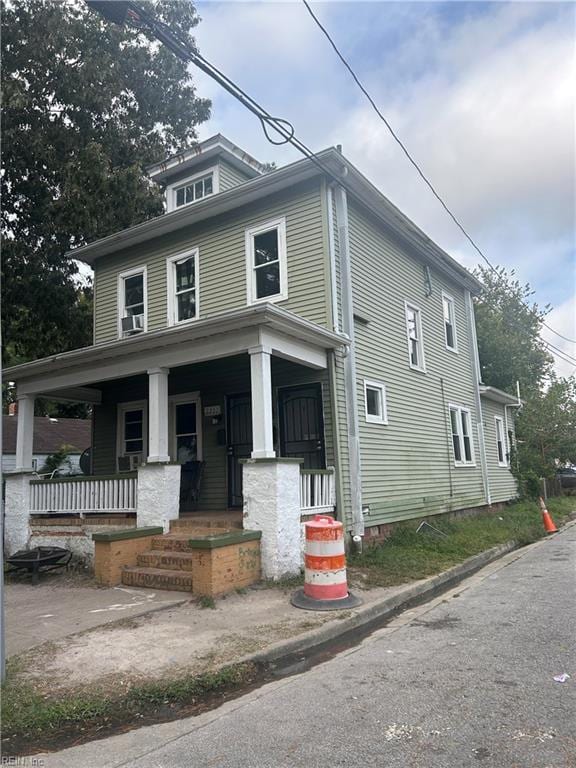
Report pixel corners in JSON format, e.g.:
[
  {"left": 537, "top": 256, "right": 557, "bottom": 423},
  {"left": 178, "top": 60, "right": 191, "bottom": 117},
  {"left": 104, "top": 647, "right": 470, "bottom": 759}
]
[{"left": 291, "top": 515, "right": 362, "bottom": 611}]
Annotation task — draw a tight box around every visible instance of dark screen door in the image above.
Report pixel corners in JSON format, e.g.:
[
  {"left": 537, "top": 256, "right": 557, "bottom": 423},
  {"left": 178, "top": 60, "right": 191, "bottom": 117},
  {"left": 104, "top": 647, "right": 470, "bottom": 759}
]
[
  {"left": 227, "top": 394, "right": 252, "bottom": 508},
  {"left": 278, "top": 384, "right": 325, "bottom": 469}
]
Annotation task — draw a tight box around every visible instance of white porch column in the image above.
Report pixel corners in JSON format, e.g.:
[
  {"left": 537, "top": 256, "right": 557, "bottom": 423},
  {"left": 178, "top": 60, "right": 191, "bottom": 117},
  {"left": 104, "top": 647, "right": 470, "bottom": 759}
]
[
  {"left": 147, "top": 367, "right": 170, "bottom": 463},
  {"left": 15, "top": 394, "right": 35, "bottom": 471},
  {"left": 248, "top": 346, "right": 275, "bottom": 459},
  {"left": 242, "top": 458, "right": 303, "bottom": 579},
  {"left": 4, "top": 473, "right": 32, "bottom": 554}
]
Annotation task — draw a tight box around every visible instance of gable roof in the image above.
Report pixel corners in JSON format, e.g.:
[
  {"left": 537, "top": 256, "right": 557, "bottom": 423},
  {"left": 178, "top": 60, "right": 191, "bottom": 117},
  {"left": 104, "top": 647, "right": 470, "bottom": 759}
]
[
  {"left": 67, "top": 141, "right": 482, "bottom": 294},
  {"left": 2, "top": 416, "right": 91, "bottom": 455},
  {"left": 146, "top": 134, "right": 266, "bottom": 184}
]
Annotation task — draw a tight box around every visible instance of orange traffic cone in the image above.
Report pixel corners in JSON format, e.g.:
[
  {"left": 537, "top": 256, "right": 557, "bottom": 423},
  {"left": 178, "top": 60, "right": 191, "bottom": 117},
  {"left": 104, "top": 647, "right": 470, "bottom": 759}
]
[{"left": 539, "top": 497, "right": 558, "bottom": 534}]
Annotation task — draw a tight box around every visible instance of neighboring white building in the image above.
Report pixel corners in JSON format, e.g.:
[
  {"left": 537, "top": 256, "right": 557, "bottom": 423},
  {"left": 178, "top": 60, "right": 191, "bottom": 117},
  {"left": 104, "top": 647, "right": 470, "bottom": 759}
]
[{"left": 2, "top": 414, "right": 91, "bottom": 475}]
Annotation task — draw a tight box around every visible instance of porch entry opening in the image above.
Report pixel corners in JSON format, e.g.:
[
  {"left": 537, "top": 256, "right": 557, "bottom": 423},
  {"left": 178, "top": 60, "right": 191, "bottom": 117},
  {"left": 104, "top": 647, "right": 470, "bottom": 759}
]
[
  {"left": 226, "top": 384, "right": 326, "bottom": 508},
  {"left": 172, "top": 398, "right": 202, "bottom": 513}
]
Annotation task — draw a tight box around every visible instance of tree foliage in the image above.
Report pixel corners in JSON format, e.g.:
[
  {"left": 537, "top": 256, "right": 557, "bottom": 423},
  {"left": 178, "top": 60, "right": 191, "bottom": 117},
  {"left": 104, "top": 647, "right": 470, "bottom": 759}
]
[
  {"left": 473, "top": 265, "right": 575, "bottom": 492},
  {"left": 1, "top": 0, "right": 210, "bottom": 368},
  {"left": 473, "top": 266, "right": 554, "bottom": 397}
]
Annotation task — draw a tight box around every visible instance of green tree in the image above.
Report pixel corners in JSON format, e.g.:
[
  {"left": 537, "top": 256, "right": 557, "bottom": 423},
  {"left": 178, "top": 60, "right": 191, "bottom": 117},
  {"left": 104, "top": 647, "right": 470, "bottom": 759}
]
[
  {"left": 1, "top": 0, "right": 210, "bottom": 369},
  {"left": 515, "top": 377, "right": 576, "bottom": 493},
  {"left": 473, "top": 266, "right": 554, "bottom": 397}
]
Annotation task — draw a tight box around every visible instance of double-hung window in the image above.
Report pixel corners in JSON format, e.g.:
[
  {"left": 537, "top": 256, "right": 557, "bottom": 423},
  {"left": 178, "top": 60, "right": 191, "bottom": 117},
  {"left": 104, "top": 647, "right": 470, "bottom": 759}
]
[
  {"left": 405, "top": 302, "right": 425, "bottom": 371},
  {"left": 442, "top": 293, "right": 458, "bottom": 352},
  {"left": 495, "top": 416, "right": 507, "bottom": 466},
  {"left": 167, "top": 249, "right": 199, "bottom": 325},
  {"left": 449, "top": 405, "right": 474, "bottom": 465},
  {"left": 246, "top": 218, "right": 287, "bottom": 304},
  {"left": 117, "top": 401, "right": 147, "bottom": 460},
  {"left": 118, "top": 267, "right": 147, "bottom": 337},
  {"left": 364, "top": 380, "right": 388, "bottom": 424}
]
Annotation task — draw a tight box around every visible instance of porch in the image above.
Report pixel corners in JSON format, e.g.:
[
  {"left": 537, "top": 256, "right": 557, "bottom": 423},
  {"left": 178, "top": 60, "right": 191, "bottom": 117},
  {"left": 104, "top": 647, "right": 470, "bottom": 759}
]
[{"left": 5, "top": 305, "right": 346, "bottom": 578}]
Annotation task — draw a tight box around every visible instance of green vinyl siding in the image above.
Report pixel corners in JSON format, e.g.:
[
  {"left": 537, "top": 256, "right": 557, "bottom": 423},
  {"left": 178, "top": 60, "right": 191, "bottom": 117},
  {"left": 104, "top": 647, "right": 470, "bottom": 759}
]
[
  {"left": 93, "top": 179, "right": 328, "bottom": 344},
  {"left": 347, "top": 201, "right": 486, "bottom": 528},
  {"left": 482, "top": 397, "right": 518, "bottom": 503},
  {"left": 218, "top": 159, "right": 253, "bottom": 190},
  {"left": 91, "top": 356, "right": 335, "bottom": 511}
]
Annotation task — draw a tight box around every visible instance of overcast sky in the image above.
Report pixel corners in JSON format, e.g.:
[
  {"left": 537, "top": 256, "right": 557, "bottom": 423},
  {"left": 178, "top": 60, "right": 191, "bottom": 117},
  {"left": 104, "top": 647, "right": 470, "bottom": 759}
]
[{"left": 193, "top": 0, "right": 576, "bottom": 377}]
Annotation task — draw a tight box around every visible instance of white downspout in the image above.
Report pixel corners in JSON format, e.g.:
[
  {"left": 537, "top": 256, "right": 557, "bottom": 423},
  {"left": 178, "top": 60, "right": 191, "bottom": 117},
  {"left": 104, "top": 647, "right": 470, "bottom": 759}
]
[
  {"left": 466, "top": 291, "right": 491, "bottom": 505},
  {"left": 326, "top": 184, "right": 339, "bottom": 335},
  {"left": 333, "top": 184, "right": 364, "bottom": 538}
]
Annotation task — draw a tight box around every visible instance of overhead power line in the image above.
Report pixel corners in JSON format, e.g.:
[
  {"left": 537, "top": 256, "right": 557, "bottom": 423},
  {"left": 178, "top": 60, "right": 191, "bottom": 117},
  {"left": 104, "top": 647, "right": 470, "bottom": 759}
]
[{"left": 300, "top": 0, "right": 576, "bottom": 347}]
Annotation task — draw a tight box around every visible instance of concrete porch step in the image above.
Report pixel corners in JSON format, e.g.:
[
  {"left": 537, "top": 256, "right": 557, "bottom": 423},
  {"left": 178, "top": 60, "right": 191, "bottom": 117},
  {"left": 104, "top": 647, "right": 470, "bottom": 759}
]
[
  {"left": 151, "top": 534, "right": 210, "bottom": 552},
  {"left": 171, "top": 515, "right": 243, "bottom": 531},
  {"left": 121, "top": 566, "right": 193, "bottom": 592},
  {"left": 137, "top": 549, "right": 195, "bottom": 571}
]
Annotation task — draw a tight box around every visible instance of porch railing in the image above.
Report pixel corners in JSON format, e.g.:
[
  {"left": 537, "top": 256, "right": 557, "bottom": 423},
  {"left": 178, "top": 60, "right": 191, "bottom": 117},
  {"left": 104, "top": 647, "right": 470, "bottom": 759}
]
[
  {"left": 30, "top": 474, "right": 138, "bottom": 515},
  {"left": 300, "top": 467, "right": 336, "bottom": 514}
]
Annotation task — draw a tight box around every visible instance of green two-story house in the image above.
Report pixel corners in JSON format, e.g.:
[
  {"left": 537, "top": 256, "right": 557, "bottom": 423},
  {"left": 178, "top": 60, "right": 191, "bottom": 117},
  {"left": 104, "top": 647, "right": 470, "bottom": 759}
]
[{"left": 4, "top": 134, "right": 519, "bottom": 576}]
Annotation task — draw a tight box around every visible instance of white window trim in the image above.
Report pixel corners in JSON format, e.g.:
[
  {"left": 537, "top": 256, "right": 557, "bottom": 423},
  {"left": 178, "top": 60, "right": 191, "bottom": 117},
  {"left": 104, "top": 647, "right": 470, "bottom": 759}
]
[
  {"left": 364, "top": 379, "right": 388, "bottom": 424},
  {"left": 116, "top": 400, "right": 148, "bottom": 459},
  {"left": 117, "top": 265, "right": 148, "bottom": 339},
  {"left": 495, "top": 416, "right": 507, "bottom": 467},
  {"left": 245, "top": 216, "right": 288, "bottom": 306},
  {"left": 448, "top": 403, "right": 476, "bottom": 467},
  {"left": 169, "top": 392, "right": 203, "bottom": 461},
  {"left": 165, "top": 165, "right": 220, "bottom": 213},
  {"left": 166, "top": 248, "right": 200, "bottom": 327},
  {"left": 404, "top": 300, "right": 426, "bottom": 372},
  {"left": 442, "top": 291, "right": 458, "bottom": 353}
]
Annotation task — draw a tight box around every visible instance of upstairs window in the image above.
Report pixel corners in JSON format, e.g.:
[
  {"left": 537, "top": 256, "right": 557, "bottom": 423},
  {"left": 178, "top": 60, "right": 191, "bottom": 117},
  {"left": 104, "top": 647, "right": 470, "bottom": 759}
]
[
  {"left": 442, "top": 293, "right": 458, "bottom": 352},
  {"left": 364, "top": 380, "right": 388, "bottom": 424},
  {"left": 166, "top": 166, "right": 219, "bottom": 212},
  {"left": 167, "top": 250, "right": 199, "bottom": 325},
  {"left": 246, "top": 218, "right": 287, "bottom": 304},
  {"left": 495, "top": 416, "right": 507, "bottom": 466},
  {"left": 405, "top": 302, "right": 425, "bottom": 371},
  {"left": 118, "top": 267, "right": 147, "bottom": 337},
  {"left": 449, "top": 405, "right": 474, "bottom": 465}
]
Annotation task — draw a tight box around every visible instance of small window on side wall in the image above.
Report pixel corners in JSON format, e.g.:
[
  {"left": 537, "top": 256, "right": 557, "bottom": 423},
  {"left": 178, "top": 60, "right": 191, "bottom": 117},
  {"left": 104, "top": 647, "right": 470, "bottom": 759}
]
[
  {"left": 246, "top": 218, "right": 287, "bottom": 304},
  {"left": 449, "top": 405, "right": 474, "bottom": 465},
  {"left": 405, "top": 302, "right": 425, "bottom": 371},
  {"left": 442, "top": 293, "right": 458, "bottom": 352},
  {"left": 495, "top": 416, "right": 507, "bottom": 466},
  {"left": 364, "top": 380, "right": 388, "bottom": 424},
  {"left": 167, "top": 250, "right": 199, "bottom": 325}
]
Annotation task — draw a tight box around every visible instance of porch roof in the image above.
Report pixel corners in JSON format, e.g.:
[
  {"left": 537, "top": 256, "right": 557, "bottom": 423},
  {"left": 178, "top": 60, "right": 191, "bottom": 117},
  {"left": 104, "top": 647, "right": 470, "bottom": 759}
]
[
  {"left": 6, "top": 304, "right": 349, "bottom": 399},
  {"left": 479, "top": 385, "right": 522, "bottom": 406}
]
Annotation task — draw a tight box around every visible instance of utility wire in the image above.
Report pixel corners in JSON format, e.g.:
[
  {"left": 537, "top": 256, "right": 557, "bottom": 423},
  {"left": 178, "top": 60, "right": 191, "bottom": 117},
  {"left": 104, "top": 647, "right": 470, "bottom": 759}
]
[{"left": 301, "top": 0, "right": 576, "bottom": 347}]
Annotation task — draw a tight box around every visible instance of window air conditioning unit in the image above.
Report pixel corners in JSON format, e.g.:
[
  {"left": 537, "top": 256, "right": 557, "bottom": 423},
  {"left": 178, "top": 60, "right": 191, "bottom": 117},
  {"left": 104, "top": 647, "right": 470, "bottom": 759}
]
[
  {"left": 121, "top": 314, "right": 144, "bottom": 335},
  {"left": 117, "top": 454, "right": 143, "bottom": 473}
]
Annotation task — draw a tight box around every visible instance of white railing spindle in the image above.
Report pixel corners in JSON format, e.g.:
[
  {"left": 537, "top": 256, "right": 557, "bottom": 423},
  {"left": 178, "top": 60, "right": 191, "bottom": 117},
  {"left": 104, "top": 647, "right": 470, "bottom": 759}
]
[{"left": 29, "top": 475, "right": 138, "bottom": 516}]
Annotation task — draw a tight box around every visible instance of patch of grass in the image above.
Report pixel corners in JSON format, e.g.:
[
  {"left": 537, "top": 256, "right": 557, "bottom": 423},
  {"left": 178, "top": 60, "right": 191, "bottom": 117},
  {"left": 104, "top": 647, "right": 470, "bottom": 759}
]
[
  {"left": 1, "top": 661, "right": 256, "bottom": 747},
  {"left": 349, "top": 497, "right": 574, "bottom": 589},
  {"left": 261, "top": 573, "right": 304, "bottom": 591},
  {"left": 197, "top": 595, "right": 216, "bottom": 609}
]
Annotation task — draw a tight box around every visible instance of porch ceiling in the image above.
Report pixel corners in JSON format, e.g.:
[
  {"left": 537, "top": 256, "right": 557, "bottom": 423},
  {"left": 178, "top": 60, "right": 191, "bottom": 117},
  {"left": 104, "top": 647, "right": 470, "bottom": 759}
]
[{"left": 7, "top": 304, "right": 349, "bottom": 398}]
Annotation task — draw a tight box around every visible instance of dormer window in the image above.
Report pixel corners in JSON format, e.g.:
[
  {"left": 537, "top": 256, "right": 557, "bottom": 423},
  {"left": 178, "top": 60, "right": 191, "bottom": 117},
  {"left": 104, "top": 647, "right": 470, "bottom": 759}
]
[{"left": 166, "top": 166, "right": 219, "bottom": 212}]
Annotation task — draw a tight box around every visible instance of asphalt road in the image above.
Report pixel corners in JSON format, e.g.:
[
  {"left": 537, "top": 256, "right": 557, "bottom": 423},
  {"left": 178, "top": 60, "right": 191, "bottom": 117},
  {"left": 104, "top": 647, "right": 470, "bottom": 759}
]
[{"left": 41, "top": 524, "right": 576, "bottom": 768}]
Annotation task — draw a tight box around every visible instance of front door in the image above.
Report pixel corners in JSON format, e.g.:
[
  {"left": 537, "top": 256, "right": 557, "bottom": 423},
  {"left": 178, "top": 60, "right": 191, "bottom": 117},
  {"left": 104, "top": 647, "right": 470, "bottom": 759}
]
[
  {"left": 171, "top": 397, "right": 201, "bottom": 513},
  {"left": 227, "top": 394, "right": 252, "bottom": 508},
  {"left": 278, "top": 384, "right": 326, "bottom": 469}
]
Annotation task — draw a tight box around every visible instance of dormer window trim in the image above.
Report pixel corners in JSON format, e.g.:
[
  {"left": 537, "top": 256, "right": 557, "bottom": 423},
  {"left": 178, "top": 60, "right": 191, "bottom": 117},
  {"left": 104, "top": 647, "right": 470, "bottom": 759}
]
[{"left": 165, "top": 165, "right": 220, "bottom": 212}]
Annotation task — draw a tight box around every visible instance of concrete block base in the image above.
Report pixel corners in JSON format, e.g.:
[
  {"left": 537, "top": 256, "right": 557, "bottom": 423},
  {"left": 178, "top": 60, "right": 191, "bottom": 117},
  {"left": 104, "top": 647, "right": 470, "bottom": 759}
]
[
  {"left": 137, "top": 463, "right": 181, "bottom": 532},
  {"left": 242, "top": 458, "right": 302, "bottom": 580},
  {"left": 3, "top": 472, "right": 33, "bottom": 555}
]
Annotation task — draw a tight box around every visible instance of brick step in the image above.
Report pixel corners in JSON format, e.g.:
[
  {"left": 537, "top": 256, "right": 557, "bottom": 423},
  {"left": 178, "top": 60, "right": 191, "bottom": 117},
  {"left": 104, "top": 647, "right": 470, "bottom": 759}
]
[
  {"left": 170, "top": 517, "right": 242, "bottom": 532},
  {"left": 121, "top": 566, "right": 193, "bottom": 592},
  {"left": 137, "top": 549, "right": 195, "bottom": 571},
  {"left": 150, "top": 534, "right": 203, "bottom": 552}
]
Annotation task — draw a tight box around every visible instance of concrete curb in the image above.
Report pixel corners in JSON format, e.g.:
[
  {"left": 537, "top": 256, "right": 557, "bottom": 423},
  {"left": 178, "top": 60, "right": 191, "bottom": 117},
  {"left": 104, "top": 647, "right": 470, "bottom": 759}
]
[
  {"left": 248, "top": 518, "right": 576, "bottom": 666},
  {"left": 246, "top": 540, "right": 520, "bottom": 665}
]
